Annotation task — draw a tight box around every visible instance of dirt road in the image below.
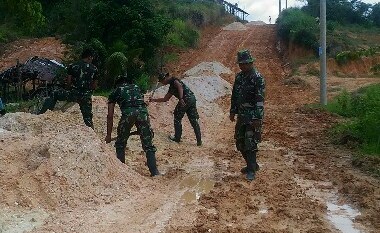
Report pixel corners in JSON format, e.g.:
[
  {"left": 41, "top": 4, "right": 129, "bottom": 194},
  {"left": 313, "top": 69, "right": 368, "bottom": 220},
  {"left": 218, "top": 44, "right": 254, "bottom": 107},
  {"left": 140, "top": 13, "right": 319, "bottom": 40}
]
[{"left": 0, "top": 24, "right": 379, "bottom": 232}]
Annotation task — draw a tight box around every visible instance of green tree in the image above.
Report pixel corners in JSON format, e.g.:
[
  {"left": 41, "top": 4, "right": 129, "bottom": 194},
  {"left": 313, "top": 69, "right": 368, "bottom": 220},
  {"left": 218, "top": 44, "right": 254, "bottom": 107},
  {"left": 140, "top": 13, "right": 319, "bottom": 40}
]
[
  {"left": 277, "top": 8, "right": 318, "bottom": 49},
  {"left": 1, "top": 0, "right": 45, "bottom": 33},
  {"left": 370, "top": 3, "right": 380, "bottom": 27}
]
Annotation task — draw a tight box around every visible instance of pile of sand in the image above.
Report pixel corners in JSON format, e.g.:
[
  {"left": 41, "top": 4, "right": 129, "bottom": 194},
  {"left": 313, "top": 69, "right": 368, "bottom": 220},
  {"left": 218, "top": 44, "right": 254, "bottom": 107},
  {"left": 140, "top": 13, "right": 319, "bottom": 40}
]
[
  {"left": 0, "top": 110, "right": 152, "bottom": 210},
  {"left": 222, "top": 22, "right": 247, "bottom": 31},
  {"left": 150, "top": 61, "right": 232, "bottom": 130},
  {"left": 0, "top": 60, "right": 233, "bottom": 210},
  {"left": 246, "top": 21, "right": 267, "bottom": 26}
]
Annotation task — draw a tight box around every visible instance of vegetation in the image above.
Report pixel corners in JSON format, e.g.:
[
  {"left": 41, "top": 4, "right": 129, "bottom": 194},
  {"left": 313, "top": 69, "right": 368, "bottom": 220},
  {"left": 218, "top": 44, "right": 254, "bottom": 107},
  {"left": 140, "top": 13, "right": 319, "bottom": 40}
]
[
  {"left": 276, "top": 0, "right": 380, "bottom": 54},
  {"left": 335, "top": 46, "right": 380, "bottom": 65},
  {"left": 326, "top": 84, "right": 380, "bottom": 156},
  {"left": 0, "top": 0, "right": 232, "bottom": 91},
  {"left": 277, "top": 8, "right": 319, "bottom": 50}
]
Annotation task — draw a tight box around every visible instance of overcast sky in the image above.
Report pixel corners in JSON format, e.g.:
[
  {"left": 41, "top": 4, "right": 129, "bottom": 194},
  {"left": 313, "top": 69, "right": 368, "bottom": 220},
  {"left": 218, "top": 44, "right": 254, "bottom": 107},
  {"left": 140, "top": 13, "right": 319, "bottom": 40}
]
[{"left": 236, "top": 0, "right": 380, "bottom": 24}]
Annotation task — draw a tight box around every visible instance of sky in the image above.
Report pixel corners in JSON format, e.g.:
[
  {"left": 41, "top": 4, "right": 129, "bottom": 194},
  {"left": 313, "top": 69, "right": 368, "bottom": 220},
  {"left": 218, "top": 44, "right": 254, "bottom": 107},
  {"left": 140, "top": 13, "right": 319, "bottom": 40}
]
[{"left": 236, "top": 0, "right": 380, "bottom": 24}]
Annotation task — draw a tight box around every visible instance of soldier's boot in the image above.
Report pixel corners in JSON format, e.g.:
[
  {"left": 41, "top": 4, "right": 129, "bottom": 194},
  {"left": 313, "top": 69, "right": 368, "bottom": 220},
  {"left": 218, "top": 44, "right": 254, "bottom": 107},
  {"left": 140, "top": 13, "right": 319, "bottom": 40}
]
[
  {"left": 241, "top": 152, "right": 259, "bottom": 174},
  {"left": 169, "top": 120, "right": 182, "bottom": 143},
  {"left": 240, "top": 152, "right": 248, "bottom": 174},
  {"left": 245, "top": 151, "right": 257, "bottom": 181},
  {"left": 116, "top": 148, "right": 126, "bottom": 164},
  {"left": 190, "top": 118, "right": 202, "bottom": 146},
  {"left": 146, "top": 151, "right": 160, "bottom": 177}
]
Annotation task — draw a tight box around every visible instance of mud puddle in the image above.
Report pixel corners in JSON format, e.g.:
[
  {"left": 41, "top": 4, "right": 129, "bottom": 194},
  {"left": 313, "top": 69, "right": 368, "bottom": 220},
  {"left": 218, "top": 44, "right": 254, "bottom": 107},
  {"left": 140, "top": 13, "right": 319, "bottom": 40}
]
[
  {"left": 179, "top": 176, "right": 215, "bottom": 203},
  {"left": 294, "top": 175, "right": 366, "bottom": 232},
  {"left": 327, "top": 201, "right": 362, "bottom": 233}
]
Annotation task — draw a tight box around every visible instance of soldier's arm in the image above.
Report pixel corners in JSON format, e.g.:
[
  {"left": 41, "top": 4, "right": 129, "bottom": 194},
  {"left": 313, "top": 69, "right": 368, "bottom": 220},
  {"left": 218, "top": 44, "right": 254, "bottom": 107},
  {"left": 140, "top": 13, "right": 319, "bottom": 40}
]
[
  {"left": 252, "top": 74, "right": 265, "bottom": 121},
  {"left": 105, "top": 102, "right": 115, "bottom": 143},
  {"left": 91, "top": 80, "right": 98, "bottom": 91},
  {"left": 150, "top": 92, "right": 172, "bottom": 103},
  {"left": 66, "top": 75, "right": 72, "bottom": 88},
  {"left": 91, "top": 67, "right": 99, "bottom": 90},
  {"left": 230, "top": 75, "right": 239, "bottom": 119}
]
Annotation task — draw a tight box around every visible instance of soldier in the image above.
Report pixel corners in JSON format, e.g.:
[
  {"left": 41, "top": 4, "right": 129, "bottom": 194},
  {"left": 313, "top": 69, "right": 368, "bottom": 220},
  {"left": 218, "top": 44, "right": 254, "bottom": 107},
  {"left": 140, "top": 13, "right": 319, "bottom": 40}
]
[
  {"left": 105, "top": 73, "right": 160, "bottom": 177},
  {"left": 38, "top": 48, "right": 98, "bottom": 128},
  {"left": 230, "top": 49, "right": 265, "bottom": 181},
  {"left": 149, "top": 72, "right": 202, "bottom": 146}
]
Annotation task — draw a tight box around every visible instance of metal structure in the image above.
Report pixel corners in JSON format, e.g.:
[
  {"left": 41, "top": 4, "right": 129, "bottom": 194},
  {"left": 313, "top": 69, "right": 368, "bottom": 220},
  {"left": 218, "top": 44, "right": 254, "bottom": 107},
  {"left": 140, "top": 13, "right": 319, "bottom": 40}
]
[
  {"left": 215, "top": 0, "right": 249, "bottom": 20},
  {"left": 0, "top": 56, "right": 65, "bottom": 103}
]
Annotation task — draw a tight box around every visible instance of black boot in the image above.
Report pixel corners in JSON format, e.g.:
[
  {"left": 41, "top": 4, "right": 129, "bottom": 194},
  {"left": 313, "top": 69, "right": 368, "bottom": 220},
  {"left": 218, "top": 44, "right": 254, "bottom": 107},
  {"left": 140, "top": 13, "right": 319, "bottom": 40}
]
[
  {"left": 146, "top": 151, "right": 160, "bottom": 176},
  {"left": 170, "top": 119, "right": 182, "bottom": 143},
  {"left": 190, "top": 118, "right": 202, "bottom": 146},
  {"left": 245, "top": 151, "right": 257, "bottom": 181},
  {"left": 116, "top": 147, "right": 126, "bottom": 164},
  {"left": 241, "top": 152, "right": 260, "bottom": 174},
  {"left": 240, "top": 152, "right": 249, "bottom": 174}
]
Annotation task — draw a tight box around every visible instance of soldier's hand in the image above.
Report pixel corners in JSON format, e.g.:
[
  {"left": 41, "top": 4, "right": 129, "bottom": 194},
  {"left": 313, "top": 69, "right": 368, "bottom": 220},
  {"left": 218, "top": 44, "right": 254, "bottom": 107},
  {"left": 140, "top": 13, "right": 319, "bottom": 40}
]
[
  {"left": 105, "top": 135, "right": 112, "bottom": 144},
  {"left": 229, "top": 113, "right": 235, "bottom": 122}
]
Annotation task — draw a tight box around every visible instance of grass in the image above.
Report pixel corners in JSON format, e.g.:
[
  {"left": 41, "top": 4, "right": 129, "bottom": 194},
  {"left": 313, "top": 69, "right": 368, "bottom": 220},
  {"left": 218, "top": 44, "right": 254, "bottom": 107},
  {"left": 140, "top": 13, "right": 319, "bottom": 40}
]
[{"left": 325, "top": 84, "right": 380, "bottom": 175}]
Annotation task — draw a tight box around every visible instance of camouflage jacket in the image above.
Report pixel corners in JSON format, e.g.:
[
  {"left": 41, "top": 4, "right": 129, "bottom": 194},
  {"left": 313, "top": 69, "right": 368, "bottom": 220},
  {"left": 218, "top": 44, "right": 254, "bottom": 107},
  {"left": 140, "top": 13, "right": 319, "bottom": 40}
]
[
  {"left": 230, "top": 68, "right": 265, "bottom": 122},
  {"left": 67, "top": 60, "right": 98, "bottom": 95},
  {"left": 108, "top": 83, "right": 148, "bottom": 116},
  {"left": 168, "top": 78, "right": 196, "bottom": 104}
]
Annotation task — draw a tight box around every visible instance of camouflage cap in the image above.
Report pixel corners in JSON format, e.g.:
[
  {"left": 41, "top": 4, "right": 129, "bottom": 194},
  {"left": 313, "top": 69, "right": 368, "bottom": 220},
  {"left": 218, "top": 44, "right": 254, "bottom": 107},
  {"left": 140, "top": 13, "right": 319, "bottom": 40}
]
[
  {"left": 158, "top": 72, "right": 169, "bottom": 81},
  {"left": 237, "top": 49, "right": 255, "bottom": 64}
]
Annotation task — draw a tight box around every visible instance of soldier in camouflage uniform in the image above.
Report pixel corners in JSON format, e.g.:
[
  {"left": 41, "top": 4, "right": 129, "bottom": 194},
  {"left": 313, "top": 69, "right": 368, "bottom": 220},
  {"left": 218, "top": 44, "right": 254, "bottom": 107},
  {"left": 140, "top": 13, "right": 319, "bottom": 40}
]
[
  {"left": 105, "top": 73, "right": 159, "bottom": 177},
  {"left": 38, "top": 48, "right": 98, "bottom": 128},
  {"left": 230, "top": 49, "right": 265, "bottom": 181},
  {"left": 150, "top": 72, "right": 202, "bottom": 146}
]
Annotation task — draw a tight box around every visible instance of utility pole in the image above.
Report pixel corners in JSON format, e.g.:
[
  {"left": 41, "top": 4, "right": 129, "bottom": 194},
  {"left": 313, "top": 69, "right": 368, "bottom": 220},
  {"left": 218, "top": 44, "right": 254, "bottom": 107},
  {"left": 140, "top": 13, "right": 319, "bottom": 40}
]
[
  {"left": 320, "top": 0, "right": 327, "bottom": 105},
  {"left": 279, "top": 0, "right": 281, "bottom": 16}
]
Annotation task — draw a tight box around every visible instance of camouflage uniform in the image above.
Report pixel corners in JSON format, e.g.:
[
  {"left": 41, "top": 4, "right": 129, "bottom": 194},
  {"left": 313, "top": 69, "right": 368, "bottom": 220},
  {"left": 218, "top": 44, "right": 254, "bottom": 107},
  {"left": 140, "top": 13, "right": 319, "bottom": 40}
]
[
  {"left": 231, "top": 49, "right": 265, "bottom": 178},
  {"left": 108, "top": 82, "right": 158, "bottom": 175},
  {"left": 167, "top": 78, "right": 202, "bottom": 145},
  {"left": 38, "top": 60, "right": 97, "bottom": 128}
]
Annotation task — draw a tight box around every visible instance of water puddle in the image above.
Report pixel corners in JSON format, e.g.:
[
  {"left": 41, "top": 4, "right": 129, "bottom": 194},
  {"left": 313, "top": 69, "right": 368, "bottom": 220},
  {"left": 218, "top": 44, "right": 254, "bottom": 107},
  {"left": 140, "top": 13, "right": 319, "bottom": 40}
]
[
  {"left": 180, "top": 176, "right": 215, "bottom": 203},
  {"left": 293, "top": 175, "right": 365, "bottom": 232},
  {"left": 327, "top": 201, "right": 362, "bottom": 233}
]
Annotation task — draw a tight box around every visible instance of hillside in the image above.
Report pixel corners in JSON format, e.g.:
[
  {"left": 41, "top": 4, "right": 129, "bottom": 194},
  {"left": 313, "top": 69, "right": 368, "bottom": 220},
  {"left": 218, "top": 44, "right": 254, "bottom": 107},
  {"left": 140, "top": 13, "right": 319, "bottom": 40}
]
[{"left": 0, "top": 22, "right": 380, "bottom": 233}]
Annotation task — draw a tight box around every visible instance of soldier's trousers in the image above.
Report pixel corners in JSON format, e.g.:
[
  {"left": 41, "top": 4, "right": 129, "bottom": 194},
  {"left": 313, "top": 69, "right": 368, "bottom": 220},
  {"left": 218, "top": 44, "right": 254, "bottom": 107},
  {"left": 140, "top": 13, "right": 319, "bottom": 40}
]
[
  {"left": 38, "top": 89, "right": 93, "bottom": 128},
  {"left": 115, "top": 113, "right": 158, "bottom": 174},
  {"left": 234, "top": 117, "right": 262, "bottom": 173},
  {"left": 173, "top": 101, "right": 201, "bottom": 143}
]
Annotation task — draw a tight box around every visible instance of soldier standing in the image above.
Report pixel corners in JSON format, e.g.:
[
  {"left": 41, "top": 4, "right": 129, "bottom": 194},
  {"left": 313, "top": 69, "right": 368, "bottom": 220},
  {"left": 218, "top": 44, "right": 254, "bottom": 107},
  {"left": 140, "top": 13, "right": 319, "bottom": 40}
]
[
  {"left": 105, "top": 73, "right": 160, "bottom": 177},
  {"left": 149, "top": 73, "right": 202, "bottom": 146},
  {"left": 38, "top": 48, "right": 98, "bottom": 128},
  {"left": 230, "top": 49, "right": 265, "bottom": 181}
]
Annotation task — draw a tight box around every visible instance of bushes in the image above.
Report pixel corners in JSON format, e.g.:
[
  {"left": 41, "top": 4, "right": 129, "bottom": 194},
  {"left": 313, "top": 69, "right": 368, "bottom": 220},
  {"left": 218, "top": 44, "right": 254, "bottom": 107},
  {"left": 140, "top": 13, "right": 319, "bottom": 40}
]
[
  {"left": 327, "top": 84, "right": 380, "bottom": 155},
  {"left": 277, "top": 8, "right": 318, "bottom": 50},
  {"left": 335, "top": 46, "right": 380, "bottom": 65},
  {"left": 166, "top": 19, "right": 199, "bottom": 48}
]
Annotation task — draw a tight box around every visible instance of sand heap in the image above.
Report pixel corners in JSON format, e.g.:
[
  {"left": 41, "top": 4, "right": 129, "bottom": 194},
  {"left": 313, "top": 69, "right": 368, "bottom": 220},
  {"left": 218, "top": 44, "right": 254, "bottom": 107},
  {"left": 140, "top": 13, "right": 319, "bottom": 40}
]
[
  {"left": 149, "top": 61, "right": 232, "bottom": 133},
  {"left": 246, "top": 21, "right": 267, "bottom": 26},
  {"left": 222, "top": 22, "right": 247, "bottom": 31},
  {"left": 0, "top": 111, "right": 151, "bottom": 210}
]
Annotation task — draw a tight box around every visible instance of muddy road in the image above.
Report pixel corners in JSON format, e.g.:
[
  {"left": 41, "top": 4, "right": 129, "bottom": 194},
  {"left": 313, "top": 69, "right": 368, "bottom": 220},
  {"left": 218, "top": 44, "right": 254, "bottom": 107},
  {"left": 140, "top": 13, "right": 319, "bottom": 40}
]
[{"left": 0, "top": 24, "right": 379, "bottom": 232}]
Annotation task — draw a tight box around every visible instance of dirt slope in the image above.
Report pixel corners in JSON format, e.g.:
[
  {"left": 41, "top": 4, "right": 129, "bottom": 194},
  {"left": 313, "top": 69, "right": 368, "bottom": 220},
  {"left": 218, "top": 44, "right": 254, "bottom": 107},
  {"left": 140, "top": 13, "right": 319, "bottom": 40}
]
[{"left": 0, "top": 24, "right": 379, "bottom": 233}]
